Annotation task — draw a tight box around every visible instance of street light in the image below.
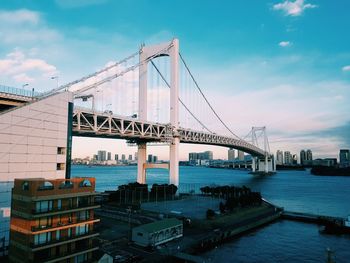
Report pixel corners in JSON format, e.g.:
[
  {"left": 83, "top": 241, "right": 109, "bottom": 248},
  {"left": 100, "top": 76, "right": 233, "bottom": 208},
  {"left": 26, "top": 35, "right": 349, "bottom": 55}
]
[
  {"left": 22, "top": 83, "right": 29, "bottom": 88},
  {"left": 51, "top": 76, "right": 59, "bottom": 89}
]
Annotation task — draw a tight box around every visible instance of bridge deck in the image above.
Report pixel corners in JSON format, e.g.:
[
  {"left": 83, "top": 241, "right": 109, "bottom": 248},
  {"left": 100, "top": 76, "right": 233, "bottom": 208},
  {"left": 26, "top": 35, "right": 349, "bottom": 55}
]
[{"left": 72, "top": 108, "right": 266, "bottom": 157}]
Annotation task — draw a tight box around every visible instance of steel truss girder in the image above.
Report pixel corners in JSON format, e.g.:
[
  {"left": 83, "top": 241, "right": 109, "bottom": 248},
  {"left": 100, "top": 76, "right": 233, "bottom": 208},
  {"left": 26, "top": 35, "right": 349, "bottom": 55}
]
[{"left": 72, "top": 108, "right": 266, "bottom": 157}]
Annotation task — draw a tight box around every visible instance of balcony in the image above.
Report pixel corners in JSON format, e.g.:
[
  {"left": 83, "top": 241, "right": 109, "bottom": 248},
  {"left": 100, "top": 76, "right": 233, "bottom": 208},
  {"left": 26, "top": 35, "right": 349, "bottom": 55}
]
[
  {"left": 31, "top": 217, "right": 97, "bottom": 232},
  {"left": 33, "top": 241, "right": 99, "bottom": 263},
  {"left": 30, "top": 230, "right": 99, "bottom": 251},
  {"left": 32, "top": 202, "right": 99, "bottom": 216}
]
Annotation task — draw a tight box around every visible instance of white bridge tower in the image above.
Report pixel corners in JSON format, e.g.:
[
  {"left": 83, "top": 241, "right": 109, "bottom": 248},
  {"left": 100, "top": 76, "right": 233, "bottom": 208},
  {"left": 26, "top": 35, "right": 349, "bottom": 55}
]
[{"left": 137, "top": 39, "right": 180, "bottom": 186}]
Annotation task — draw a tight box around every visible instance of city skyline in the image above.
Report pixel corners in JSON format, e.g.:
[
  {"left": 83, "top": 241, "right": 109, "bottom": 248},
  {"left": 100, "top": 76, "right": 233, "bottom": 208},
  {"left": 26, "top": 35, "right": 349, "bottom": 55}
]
[{"left": 0, "top": 0, "right": 349, "bottom": 160}]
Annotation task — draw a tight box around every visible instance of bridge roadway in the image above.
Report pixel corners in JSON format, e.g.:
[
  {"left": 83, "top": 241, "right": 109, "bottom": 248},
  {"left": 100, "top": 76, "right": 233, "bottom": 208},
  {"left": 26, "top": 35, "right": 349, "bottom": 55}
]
[{"left": 72, "top": 107, "right": 266, "bottom": 157}]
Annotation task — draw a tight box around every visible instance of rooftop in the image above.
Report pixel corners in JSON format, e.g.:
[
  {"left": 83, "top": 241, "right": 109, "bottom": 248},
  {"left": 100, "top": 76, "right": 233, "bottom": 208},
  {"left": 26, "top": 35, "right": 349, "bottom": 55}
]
[{"left": 133, "top": 218, "right": 182, "bottom": 233}]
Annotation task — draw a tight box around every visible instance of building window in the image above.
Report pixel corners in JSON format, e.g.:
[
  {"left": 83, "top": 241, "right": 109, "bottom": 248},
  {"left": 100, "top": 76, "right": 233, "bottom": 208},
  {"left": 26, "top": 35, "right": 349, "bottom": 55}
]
[
  {"left": 75, "top": 253, "right": 88, "bottom": 263},
  {"left": 22, "top": 181, "right": 29, "bottom": 191},
  {"left": 34, "top": 232, "right": 51, "bottom": 245},
  {"left": 36, "top": 217, "right": 52, "bottom": 229},
  {"left": 78, "top": 210, "right": 90, "bottom": 221},
  {"left": 76, "top": 224, "right": 88, "bottom": 236},
  {"left": 137, "top": 232, "right": 143, "bottom": 236},
  {"left": 57, "top": 199, "right": 62, "bottom": 210},
  {"left": 57, "top": 163, "right": 65, "bottom": 170},
  {"left": 67, "top": 228, "right": 72, "bottom": 238},
  {"left": 38, "top": 181, "right": 54, "bottom": 191},
  {"left": 57, "top": 147, "right": 66, "bottom": 155},
  {"left": 79, "top": 179, "right": 92, "bottom": 187},
  {"left": 36, "top": 200, "right": 53, "bottom": 213},
  {"left": 56, "top": 230, "right": 60, "bottom": 241}
]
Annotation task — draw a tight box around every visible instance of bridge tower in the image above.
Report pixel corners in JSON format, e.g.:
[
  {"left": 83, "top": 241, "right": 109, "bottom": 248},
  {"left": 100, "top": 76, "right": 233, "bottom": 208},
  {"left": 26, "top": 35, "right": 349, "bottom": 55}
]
[
  {"left": 251, "top": 126, "right": 275, "bottom": 174},
  {"left": 137, "top": 39, "right": 180, "bottom": 186}
]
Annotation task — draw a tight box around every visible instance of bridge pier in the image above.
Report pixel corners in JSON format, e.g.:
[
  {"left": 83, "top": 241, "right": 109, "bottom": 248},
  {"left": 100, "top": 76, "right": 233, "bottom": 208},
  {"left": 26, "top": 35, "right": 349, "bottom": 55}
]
[{"left": 137, "top": 143, "right": 147, "bottom": 184}]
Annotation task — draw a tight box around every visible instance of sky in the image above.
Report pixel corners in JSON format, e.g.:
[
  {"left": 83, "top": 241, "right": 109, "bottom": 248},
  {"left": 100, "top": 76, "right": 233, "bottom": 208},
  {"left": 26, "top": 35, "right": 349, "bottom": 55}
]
[{"left": 0, "top": 0, "right": 349, "bottom": 161}]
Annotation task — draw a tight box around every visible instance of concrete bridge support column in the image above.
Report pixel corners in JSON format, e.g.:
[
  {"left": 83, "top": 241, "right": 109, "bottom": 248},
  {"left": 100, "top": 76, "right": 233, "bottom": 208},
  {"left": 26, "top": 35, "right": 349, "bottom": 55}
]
[
  {"left": 265, "top": 155, "right": 268, "bottom": 173},
  {"left": 252, "top": 157, "right": 256, "bottom": 172},
  {"left": 169, "top": 39, "right": 180, "bottom": 187},
  {"left": 137, "top": 143, "right": 147, "bottom": 184},
  {"left": 169, "top": 138, "right": 179, "bottom": 186}
]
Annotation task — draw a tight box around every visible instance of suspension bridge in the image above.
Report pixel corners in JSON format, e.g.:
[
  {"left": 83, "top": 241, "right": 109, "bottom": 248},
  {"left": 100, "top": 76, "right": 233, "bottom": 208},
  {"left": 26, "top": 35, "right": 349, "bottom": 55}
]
[{"left": 0, "top": 39, "right": 275, "bottom": 187}]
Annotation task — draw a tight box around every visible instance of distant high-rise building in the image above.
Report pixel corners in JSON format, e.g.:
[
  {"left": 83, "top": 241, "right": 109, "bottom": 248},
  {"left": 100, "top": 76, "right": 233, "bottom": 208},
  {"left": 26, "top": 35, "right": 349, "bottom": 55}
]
[
  {"left": 340, "top": 149, "right": 350, "bottom": 167},
  {"left": 115, "top": 154, "right": 119, "bottom": 161},
  {"left": 189, "top": 152, "right": 198, "bottom": 161},
  {"left": 306, "top": 149, "right": 313, "bottom": 162},
  {"left": 153, "top": 155, "right": 158, "bottom": 163},
  {"left": 107, "top": 152, "right": 111, "bottom": 161},
  {"left": 276, "top": 150, "right": 283, "bottom": 165},
  {"left": 237, "top": 150, "right": 244, "bottom": 161},
  {"left": 292, "top": 154, "right": 298, "bottom": 165},
  {"left": 300, "top": 150, "right": 306, "bottom": 165},
  {"left": 121, "top": 154, "right": 126, "bottom": 161},
  {"left": 97, "top": 150, "right": 106, "bottom": 162},
  {"left": 128, "top": 154, "right": 132, "bottom": 161},
  {"left": 189, "top": 151, "right": 213, "bottom": 161},
  {"left": 228, "top": 148, "right": 235, "bottom": 161},
  {"left": 284, "top": 151, "right": 292, "bottom": 165},
  {"left": 93, "top": 154, "right": 98, "bottom": 161},
  {"left": 148, "top": 154, "right": 153, "bottom": 163}
]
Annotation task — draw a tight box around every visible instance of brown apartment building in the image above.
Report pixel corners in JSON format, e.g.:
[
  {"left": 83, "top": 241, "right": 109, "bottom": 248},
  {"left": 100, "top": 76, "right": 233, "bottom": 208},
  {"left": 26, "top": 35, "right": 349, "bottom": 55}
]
[{"left": 8, "top": 178, "right": 100, "bottom": 263}]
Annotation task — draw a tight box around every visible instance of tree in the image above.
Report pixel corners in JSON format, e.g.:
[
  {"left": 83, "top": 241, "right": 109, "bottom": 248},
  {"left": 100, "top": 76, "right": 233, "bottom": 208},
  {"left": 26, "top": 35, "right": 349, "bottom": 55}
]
[{"left": 206, "top": 209, "right": 215, "bottom": 219}]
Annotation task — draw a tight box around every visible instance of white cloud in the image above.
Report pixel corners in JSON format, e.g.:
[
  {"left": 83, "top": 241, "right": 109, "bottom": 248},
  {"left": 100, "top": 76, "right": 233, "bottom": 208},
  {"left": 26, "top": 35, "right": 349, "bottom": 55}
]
[
  {"left": 273, "top": 0, "right": 317, "bottom": 16},
  {"left": 279, "top": 41, "right": 292, "bottom": 47},
  {"left": 342, "top": 65, "right": 350, "bottom": 72},
  {"left": 0, "top": 9, "right": 39, "bottom": 25},
  {"left": 0, "top": 49, "right": 58, "bottom": 84}
]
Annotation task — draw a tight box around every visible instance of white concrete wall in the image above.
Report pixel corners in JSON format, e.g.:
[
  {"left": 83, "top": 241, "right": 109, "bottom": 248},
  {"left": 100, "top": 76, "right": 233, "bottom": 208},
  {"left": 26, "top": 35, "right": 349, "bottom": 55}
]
[
  {"left": 0, "top": 91, "right": 72, "bottom": 181},
  {"left": 0, "top": 91, "right": 72, "bottom": 254}
]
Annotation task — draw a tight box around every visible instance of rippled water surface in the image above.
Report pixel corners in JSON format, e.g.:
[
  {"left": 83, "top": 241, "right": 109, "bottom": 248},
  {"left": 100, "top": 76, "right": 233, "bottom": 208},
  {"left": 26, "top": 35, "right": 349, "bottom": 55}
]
[{"left": 71, "top": 165, "right": 350, "bottom": 262}]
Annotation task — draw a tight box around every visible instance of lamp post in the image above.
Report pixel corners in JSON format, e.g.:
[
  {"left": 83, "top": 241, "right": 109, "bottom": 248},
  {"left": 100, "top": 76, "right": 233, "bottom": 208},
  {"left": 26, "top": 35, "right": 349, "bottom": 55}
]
[{"left": 51, "top": 76, "right": 59, "bottom": 89}]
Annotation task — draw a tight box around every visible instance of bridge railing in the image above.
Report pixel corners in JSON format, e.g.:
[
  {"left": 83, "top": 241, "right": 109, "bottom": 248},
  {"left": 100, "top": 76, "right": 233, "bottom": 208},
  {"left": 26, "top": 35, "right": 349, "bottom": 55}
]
[{"left": 0, "top": 84, "right": 41, "bottom": 97}]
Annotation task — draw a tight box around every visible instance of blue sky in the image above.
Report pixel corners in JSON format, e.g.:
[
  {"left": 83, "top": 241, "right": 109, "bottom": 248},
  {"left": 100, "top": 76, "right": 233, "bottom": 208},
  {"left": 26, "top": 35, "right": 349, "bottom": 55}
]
[{"left": 0, "top": 0, "right": 349, "bottom": 160}]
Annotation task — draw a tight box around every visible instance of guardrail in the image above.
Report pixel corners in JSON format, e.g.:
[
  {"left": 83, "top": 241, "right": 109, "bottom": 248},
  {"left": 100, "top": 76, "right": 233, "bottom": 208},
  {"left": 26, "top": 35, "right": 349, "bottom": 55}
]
[{"left": 0, "top": 84, "right": 41, "bottom": 97}]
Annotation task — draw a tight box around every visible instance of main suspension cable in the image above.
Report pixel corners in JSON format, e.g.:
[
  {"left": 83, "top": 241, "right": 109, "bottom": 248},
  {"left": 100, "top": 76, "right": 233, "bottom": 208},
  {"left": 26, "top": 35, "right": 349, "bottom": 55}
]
[{"left": 179, "top": 52, "right": 242, "bottom": 140}]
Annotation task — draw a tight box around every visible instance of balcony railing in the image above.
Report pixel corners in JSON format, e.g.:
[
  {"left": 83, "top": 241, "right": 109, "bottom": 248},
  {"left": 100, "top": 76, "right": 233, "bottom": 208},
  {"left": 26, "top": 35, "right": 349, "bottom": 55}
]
[
  {"left": 33, "top": 241, "right": 98, "bottom": 263},
  {"left": 32, "top": 202, "right": 98, "bottom": 215},
  {"left": 31, "top": 217, "right": 95, "bottom": 232},
  {"left": 30, "top": 230, "right": 98, "bottom": 249}
]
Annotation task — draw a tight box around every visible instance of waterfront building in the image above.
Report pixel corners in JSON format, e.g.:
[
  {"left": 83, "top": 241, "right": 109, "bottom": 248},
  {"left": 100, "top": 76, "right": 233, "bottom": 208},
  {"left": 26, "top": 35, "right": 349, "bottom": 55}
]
[
  {"left": 292, "top": 154, "right": 298, "bottom": 165},
  {"left": 228, "top": 148, "right": 235, "bottom": 161},
  {"left": 300, "top": 150, "right": 306, "bottom": 165},
  {"left": 284, "top": 151, "right": 292, "bottom": 165},
  {"left": 339, "top": 149, "right": 350, "bottom": 167},
  {"left": 313, "top": 158, "right": 337, "bottom": 167},
  {"left": 97, "top": 150, "right": 106, "bottom": 162},
  {"left": 237, "top": 150, "right": 244, "bottom": 161},
  {"left": 0, "top": 92, "right": 73, "bottom": 255},
  {"left": 107, "top": 152, "right": 111, "bottom": 161},
  {"left": 93, "top": 154, "right": 98, "bottom": 161},
  {"left": 8, "top": 178, "right": 100, "bottom": 263},
  {"left": 276, "top": 150, "right": 283, "bottom": 165},
  {"left": 134, "top": 152, "right": 138, "bottom": 161},
  {"left": 114, "top": 154, "right": 119, "bottom": 161},
  {"left": 306, "top": 149, "right": 313, "bottom": 163},
  {"left": 189, "top": 152, "right": 198, "bottom": 161},
  {"left": 132, "top": 218, "right": 183, "bottom": 247},
  {"left": 153, "top": 155, "right": 158, "bottom": 163}
]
